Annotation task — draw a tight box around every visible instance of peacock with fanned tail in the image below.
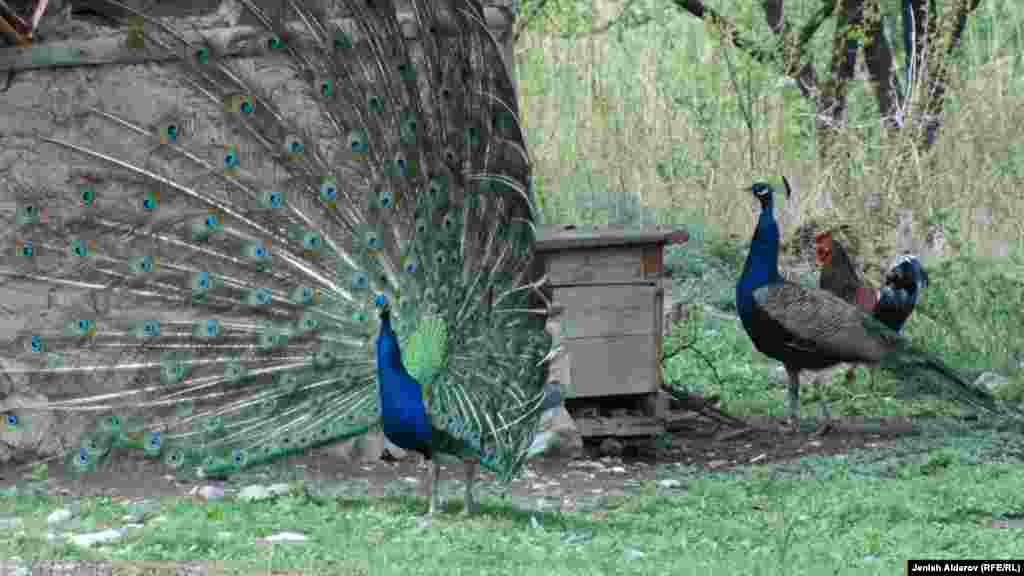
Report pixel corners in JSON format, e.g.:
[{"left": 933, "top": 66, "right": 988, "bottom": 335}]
[
  {"left": 736, "top": 178, "right": 1013, "bottom": 432},
  {"left": 0, "top": 0, "right": 561, "bottom": 515}
]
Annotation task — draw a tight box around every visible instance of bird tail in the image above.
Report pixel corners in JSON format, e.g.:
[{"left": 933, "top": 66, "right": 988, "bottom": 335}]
[
  {"left": 878, "top": 338, "right": 1008, "bottom": 417},
  {"left": 0, "top": 0, "right": 549, "bottom": 479},
  {"left": 430, "top": 380, "right": 564, "bottom": 483}
]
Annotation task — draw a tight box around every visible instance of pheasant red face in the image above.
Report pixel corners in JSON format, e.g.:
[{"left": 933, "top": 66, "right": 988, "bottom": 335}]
[{"left": 814, "top": 231, "right": 833, "bottom": 265}]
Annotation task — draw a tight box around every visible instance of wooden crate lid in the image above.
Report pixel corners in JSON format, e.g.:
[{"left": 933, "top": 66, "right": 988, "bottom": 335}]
[{"left": 536, "top": 224, "right": 689, "bottom": 252}]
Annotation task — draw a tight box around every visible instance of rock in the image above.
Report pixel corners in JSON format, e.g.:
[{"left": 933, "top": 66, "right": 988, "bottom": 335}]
[
  {"left": 657, "top": 479, "right": 684, "bottom": 489},
  {"left": 236, "top": 483, "right": 291, "bottom": 501},
  {"left": 237, "top": 485, "right": 273, "bottom": 502},
  {"left": 664, "top": 301, "right": 689, "bottom": 336},
  {"left": 771, "top": 365, "right": 788, "bottom": 385},
  {"left": 528, "top": 405, "right": 583, "bottom": 459},
  {"left": 68, "top": 528, "right": 125, "bottom": 547},
  {"left": 46, "top": 509, "right": 73, "bottom": 526},
  {"left": 267, "top": 483, "right": 291, "bottom": 497},
  {"left": 122, "top": 500, "right": 160, "bottom": 523},
  {"left": 623, "top": 546, "right": 646, "bottom": 561},
  {"left": 195, "top": 485, "right": 226, "bottom": 501},
  {"left": 259, "top": 531, "right": 308, "bottom": 543},
  {"left": 598, "top": 438, "right": 623, "bottom": 458},
  {"left": 328, "top": 430, "right": 408, "bottom": 462},
  {"left": 0, "top": 389, "right": 61, "bottom": 463},
  {"left": 975, "top": 372, "right": 1012, "bottom": 397},
  {"left": 0, "top": 517, "right": 24, "bottom": 530},
  {"left": 569, "top": 460, "right": 605, "bottom": 470},
  {"left": 0, "top": 358, "right": 104, "bottom": 464}
]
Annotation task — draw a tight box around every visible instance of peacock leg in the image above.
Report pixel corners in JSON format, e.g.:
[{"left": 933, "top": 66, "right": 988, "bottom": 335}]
[
  {"left": 844, "top": 366, "right": 857, "bottom": 386},
  {"left": 461, "top": 459, "right": 477, "bottom": 515},
  {"left": 785, "top": 366, "right": 801, "bottom": 432},
  {"left": 814, "top": 399, "right": 834, "bottom": 436},
  {"left": 428, "top": 459, "right": 441, "bottom": 516}
]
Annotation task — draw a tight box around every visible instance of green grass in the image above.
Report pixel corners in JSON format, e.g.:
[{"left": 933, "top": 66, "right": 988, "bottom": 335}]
[
  {"left": 3, "top": 435, "right": 1024, "bottom": 575},
  {"left": 5, "top": 4, "right": 1024, "bottom": 574}
]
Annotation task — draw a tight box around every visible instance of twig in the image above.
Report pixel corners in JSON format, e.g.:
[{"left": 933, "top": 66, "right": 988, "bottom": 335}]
[{"left": 662, "top": 337, "right": 726, "bottom": 390}]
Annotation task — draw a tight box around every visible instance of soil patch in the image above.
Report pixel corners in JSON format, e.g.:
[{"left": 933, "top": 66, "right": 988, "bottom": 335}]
[{"left": 1, "top": 415, "right": 920, "bottom": 507}]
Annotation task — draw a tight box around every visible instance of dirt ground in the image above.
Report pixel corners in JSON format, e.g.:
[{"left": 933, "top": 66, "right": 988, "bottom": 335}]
[{"left": 0, "top": 415, "right": 922, "bottom": 508}]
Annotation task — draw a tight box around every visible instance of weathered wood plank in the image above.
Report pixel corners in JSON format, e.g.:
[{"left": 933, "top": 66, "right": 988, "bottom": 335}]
[
  {"left": 573, "top": 415, "right": 664, "bottom": 437},
  {"left": 0, "top": 8, "right": 512, "bottom": 72},
  {"left": 641, "top": 244, "right": 663, "bottom": 276},
  {"left": 554, "top": 285, "right": 657, "bottom": 339},
  {"left": 545, "top": 246, "right": 645, "bottom": 284},
  {"left": 536, "top": 224, "right": 684, "bottom": 252},
  {"left": 544, "top": 280, "right": 660, "bottom": 289},
  {"left": 562, "top": 334, "right": 658, "bottom": 397}
]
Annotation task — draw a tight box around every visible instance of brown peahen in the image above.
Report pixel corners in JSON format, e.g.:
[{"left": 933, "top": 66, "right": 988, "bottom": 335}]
[
  {"left": 0, "top": 0, "right": 561, "bottom": 516},
  {"left": 736, "top": 179, "right": 1005, "bottom": 432}
]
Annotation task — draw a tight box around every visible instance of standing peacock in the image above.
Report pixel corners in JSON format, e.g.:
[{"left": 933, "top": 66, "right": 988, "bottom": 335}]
[
  {"left": 0, "top": 0, "right": 561, "bottom": 515},
  {"left": 736, "top": 179, "right": 1004, "bottom": 432}
]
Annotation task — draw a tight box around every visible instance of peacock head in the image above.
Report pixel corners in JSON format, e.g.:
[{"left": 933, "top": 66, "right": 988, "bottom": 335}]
[
  {"left": 745, "top": 176, "right": 792, "bottom": 210},
  {"left": 375, "top": 294, "right": 391, "bottom": 323},
  {"left": 886, "top": 255, "right": 929, "bottom": 290}
]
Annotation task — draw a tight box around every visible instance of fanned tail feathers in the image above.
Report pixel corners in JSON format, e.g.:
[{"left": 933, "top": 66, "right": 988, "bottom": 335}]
[{"left": 1, "top": 0, "right": 556, "bottom": 480}]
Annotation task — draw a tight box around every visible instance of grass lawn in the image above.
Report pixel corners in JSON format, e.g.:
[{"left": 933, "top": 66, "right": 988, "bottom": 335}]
[{"left": 3, "top": 426, "right": 1024, "bottom": 575}]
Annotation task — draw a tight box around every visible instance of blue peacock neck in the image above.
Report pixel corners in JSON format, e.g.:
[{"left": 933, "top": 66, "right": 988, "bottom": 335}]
[
  {"left": 737, "top": 198, "right": 783, "bottom": 317},
  {"left": 376, "top": 315, "right": 402, "bottom": 370}
]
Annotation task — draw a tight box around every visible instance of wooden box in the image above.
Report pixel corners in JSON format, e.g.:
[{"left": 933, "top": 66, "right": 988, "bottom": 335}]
[{"left": 536, "top": 225, "right": 688, "bottom": 436}]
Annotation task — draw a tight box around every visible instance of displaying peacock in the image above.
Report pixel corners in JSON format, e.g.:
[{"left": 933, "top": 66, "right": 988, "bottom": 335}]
[
  {"left": 0, "top": 0, "right": 561, "bottom": 515},
  {"left": 736, "top": 179, "right": 1005, "bottom": 432}
]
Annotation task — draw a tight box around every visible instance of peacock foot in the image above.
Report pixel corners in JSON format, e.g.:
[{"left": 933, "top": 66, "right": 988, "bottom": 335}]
[
  {"left": 425, "top": 459, "right": 441, "bottom": 517},
  {"left": 813, "top": 401, "right": 834, "bottom": 436},
  {"left": 785, "top": 416, "right": 801, "bottom": 433}
]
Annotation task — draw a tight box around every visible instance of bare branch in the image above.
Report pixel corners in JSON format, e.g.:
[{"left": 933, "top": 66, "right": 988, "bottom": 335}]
[{"left": 668, "top": 0, "right": 777, "bottom": 67}]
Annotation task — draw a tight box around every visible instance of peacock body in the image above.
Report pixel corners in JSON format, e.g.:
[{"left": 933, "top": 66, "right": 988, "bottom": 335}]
[
  {"left": 875, "top": 254, "right": 929, "bottom": 333},
  {"left": 737, "top": 179, "right": 1004, "bottom": 432},
  {"left": 0, "top": 0, "right": 560, "bottom": 513}
]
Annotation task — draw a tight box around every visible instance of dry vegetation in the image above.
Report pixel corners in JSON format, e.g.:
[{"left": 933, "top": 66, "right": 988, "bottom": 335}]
[{"left": 514, "top": 0, "right": 1024, "bottom": 265}]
